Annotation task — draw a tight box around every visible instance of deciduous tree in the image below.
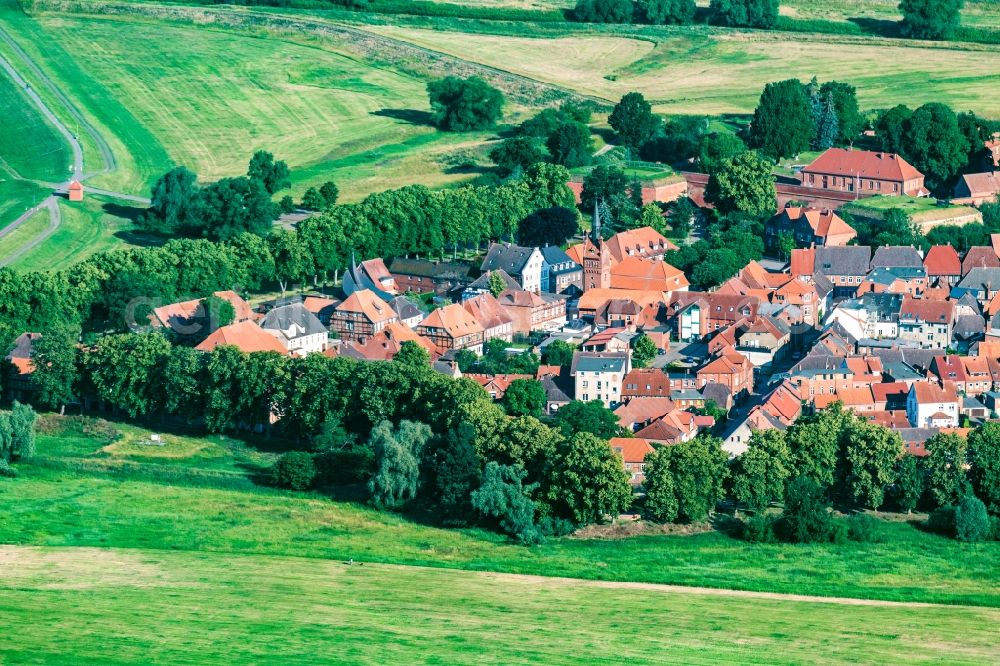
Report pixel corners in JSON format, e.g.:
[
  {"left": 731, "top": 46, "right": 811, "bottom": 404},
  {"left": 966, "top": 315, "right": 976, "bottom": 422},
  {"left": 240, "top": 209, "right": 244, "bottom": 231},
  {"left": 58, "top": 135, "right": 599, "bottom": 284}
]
[
  {"left": 609, "top": 92, "right": 660, "bottom": 149},
  {"left": 427, "top": 76, "right": 505, "bottom": 131},
  {"left": 544, "top": 431, "right": 632, "bottom": 524},
  {"left": 748, "top": 79, "right": 815, "bottom": 159},
  {"left": 730, "top": 429, "right": 792, "bottom": 510},
  {"left": 899, "top": 0, "right": 964, "bottom": 40},
  {"left": 968, "top": 422, "right": 1000, "bottom": 514},
  {"left": 705, "top": 150, "right": 776, "bottom": 218},
  {"left": 924, "top": 431, "right": 971, "bottom": 507}
]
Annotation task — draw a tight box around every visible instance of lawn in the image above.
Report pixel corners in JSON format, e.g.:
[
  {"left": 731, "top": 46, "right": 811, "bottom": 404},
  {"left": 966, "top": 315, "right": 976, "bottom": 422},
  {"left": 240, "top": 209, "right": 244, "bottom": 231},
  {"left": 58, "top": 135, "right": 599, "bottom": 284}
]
[
  {"left": 842, "top": 195, "right": 981, "bottom": 227},
  {"left": 0, "top": 206, "right": 49, "bottom": 265},
  {"left": 0, "top": 179, "right": 48, "bottom": 234},
  {"left": 366, "top": 24, "right": 1000, "bottom": 116},
  {"left": 0, "top": 545, "right": 997, "bottom": 665},
  {"left": 0, "top": 67, "right": 71, "bottom": 183},
  {"left": 6, "top": 195, "right": 154, "bottom": 272}
]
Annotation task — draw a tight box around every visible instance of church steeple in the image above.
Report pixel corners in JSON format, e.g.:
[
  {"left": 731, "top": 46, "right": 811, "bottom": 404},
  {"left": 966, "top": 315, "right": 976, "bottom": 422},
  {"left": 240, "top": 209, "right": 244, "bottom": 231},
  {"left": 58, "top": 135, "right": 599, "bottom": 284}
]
[
  {"left": 582, "top": 198, "right": 611, "bottom": 292},
  {"left": 591, "top": 199, "right": 601, "bottom": 243}
]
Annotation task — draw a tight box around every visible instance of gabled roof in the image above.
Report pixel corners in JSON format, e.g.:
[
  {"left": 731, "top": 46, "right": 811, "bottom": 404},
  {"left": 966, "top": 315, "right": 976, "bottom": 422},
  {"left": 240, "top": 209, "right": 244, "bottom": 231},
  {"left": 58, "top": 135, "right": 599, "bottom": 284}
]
[
  {"left": 150, "top": 290, "right": 255, "bottom": 332},
  {"left": 462, "top": 293, "right": 514, "bottom": 331},
  {"left": 871, "top": 246, "right": 923, "bottom": 270},
  {"left": 609, "top": 437, "right": 655, "bottom": 464},
  {"left": 962, "top": 247, "right": 1000, "bottom": 275},
  {"left": 923, "top": 245, "right": 962, "bottom": 276},
  {"left": 390, "top": 296, "right": 423, "bottom": 322},
  {"left": 899, "top": 296, "right": 954, "bottom": 325},
  {"left": 340, "top": 322, "right": 437, "bottom": 362},
  {"left": 466, "top": 269, "right": 521, "bottom": 294},
  {"left": 418, "top": 303, "right": 484, "bottom": 339},
  {"left": 802, "top": 148, "right": 923, "bottom": 181},
  {"left": 605, "top": 226, "right": 678, "bottom": 263},
  {"left": 955, "top": 267, "right": 1000, "bottom": 293},
  {"left": 815, "top": 246, "right": 872, "bottom": 276},
  {"left": 911, "top": 381, "right": 959, "bottom": 404},
  {"left": 698, "top": 350, "right": 752, "bottom": 376},
  {"left": 777, "top": 207, "right": 856, "bottom": 241},
  {"left": 614, "top": 397, "right": 676, "bottom": 428},
  {"left": 790, "top": 248, "right": 815, "bottom": 277},
  {"left": 336, "top": 289, "right": 397, "bottom": 324},
  {"left": 610, "top": 256, "right": 689, "bottom": 291},
  {"left": 481, "top": 243, "right": 538, "bottom": 276},
  {"left": 261, "top": 303, "right": 328, "bottom": 338},
  {"left": 540, "top": 245, "right": 578, "bottom": 269},
  {"left": 958, "top": 172, "right": 1000, "bottom": 198},
  {"left": 195, "top": 321, "right": 287, "bottom": 354}
]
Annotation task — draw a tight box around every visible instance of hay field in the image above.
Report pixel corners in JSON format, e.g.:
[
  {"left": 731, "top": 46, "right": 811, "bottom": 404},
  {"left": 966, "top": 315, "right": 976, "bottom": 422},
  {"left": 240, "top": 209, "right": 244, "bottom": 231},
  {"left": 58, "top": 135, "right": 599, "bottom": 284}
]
[{"left": 368, "top": 25, "right": 1000, "bottom": 115}]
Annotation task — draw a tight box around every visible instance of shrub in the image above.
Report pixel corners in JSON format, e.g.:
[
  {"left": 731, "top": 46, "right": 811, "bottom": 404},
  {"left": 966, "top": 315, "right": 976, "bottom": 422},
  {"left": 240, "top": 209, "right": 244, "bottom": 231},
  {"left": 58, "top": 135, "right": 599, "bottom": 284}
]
[
  {"left": 0, "top": 459, "right": 16, "bottom": 478},
  {"left": 954, "top": 495, "right": 991, "bottom": 542},
  {"left": 271, "top": 451, "right": 317, "bottom": 490},
  {"left": 313, "top": 448, "right": 375, "bottom": 485},
  {"left": 846, "top": 514, "right": 882, "bottom": 543},
  {"left": 927, "top": 505, "right": 956, "bottom": 537},
  {"left": 741, "top": 513, "right": 778, "bottom": 543},
  {"left": 776, "top": 476, "right": 836, "bottom": 543}
]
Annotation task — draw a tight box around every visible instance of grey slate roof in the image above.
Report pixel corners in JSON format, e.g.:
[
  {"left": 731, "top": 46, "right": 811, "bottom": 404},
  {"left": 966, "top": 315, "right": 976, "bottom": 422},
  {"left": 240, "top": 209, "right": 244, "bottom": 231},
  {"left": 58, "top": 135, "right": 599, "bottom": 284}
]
[
  {"left": 390, "top": 296, "right": 422, "bottom": 322},
  {"left": 955, "top": 313, "right": 986, "bottom": 339},
  {"left": 261, "top": 303, "right": 327, "bottom": 338},
  {"left": 866, "top": 266, "right": 926, "bottom": 286},
  {"left": 389, "top": 257, "right": 473, "bottom": 280},
  {"left": 466, "top": 269, "right": 520, "bottom": 294},
  {"left": 815, "top": 246, "right": 871, "bottom": 276},
  {"left": 870, "top": 246, "right": 923, "bottom": 270},
  {"left": 540, "top": 246, "right": 580, "bottom": 275},
  {"left": 541, "top": 375, "right": 573, "bottom": 404},
  {"left": 571, "top": 351, "right": 628, "bottom": 374},
  {"left": 481, "top": 243, "right": 536, "bottom": 277},
  {"left": 953, "top": 267, "right": 1000, "bottom": 296}
]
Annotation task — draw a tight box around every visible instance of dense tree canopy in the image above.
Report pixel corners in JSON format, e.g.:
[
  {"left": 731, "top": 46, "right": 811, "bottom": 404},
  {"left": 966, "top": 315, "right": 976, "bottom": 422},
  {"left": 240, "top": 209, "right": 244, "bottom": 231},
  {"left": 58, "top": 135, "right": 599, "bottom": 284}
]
[
  {"left": 609, "top": 92, "right": 660, "bottom": 149},
  {"left": 730, "top": 429, "right": 792, "bottom": 510},
  {"left": 517, "top": 206, "right": 580, "bottom": 247},
  {"left": 644, "top": 435, "right": 728, "bottom": 523},
  {"left": 899, "top": 0, "right": 964, "bottom": 40},
  {"left": 546, "top": 121, "right": 594, "bottom": 168},
  {"left": 427, "top": 76, "right": 505, "bottom": 131},
  {"left": 572, "top": 0, "right": 634, "bottom": 23},
  {"left": 636, "top": 0, "right": 695, "bottom": 24},
  {"left": 709, "top": 0, "right": 779, "bottom": 28},
  {"left": 247, "top": 150, "right": 291, "bottom": 195},
  {"left": 490, "top": 136, "right": 546, "bottom": 178}
]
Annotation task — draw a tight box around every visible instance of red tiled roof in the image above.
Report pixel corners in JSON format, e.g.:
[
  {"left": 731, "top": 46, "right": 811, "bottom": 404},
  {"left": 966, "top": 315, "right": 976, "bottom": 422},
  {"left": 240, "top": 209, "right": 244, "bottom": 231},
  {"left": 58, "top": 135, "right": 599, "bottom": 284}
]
[
  {"left": 802, "top": 148, "right": 923, "bottom": 182},
  {"left": 609, "top": 437, "right": 655, "bottom": 465},
  {"left": 963, "top": 246, "right": 1000, "bottom": 274},
  {"left": 923, "top": 245, "right": 961, "bottom": 277},
  {"left": 790, "top": 248, "right": 815, "bottom": 277},
  {"left": 195, "top": 321, "right": 287, "bottom": 354}
]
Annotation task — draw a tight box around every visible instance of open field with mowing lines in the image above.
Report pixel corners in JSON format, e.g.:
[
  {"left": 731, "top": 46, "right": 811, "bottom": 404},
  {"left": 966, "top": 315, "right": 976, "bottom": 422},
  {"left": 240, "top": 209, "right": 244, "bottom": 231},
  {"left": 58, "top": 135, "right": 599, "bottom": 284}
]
[
  {"left": 6, "top": 11, "right": 494, "bottom": 200},
  {"left": 366, "top": 24, "right": 1000, "bottom": 115},
  {"left": 0, "top": 207, "right": 49, "bottom": 264},
  {"left": 0, "top": 180, "right": 48, "bottom": 230},
  {"left": 0, "top": 67, "right": 70, "bottom": 183},
  {"left": 0, "top": 545, "right": 997, "bottom": 665}
]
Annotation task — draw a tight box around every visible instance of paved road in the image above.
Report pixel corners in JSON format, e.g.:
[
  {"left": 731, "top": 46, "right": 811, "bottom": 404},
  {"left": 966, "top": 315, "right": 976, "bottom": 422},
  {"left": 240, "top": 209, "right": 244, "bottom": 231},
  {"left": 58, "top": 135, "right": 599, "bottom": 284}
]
[
  {"left": 0, "top": 24, "right": 144, "bottom": 263},
  {"left": 0, "top": 197, "right": 60, "bottom": 268}
]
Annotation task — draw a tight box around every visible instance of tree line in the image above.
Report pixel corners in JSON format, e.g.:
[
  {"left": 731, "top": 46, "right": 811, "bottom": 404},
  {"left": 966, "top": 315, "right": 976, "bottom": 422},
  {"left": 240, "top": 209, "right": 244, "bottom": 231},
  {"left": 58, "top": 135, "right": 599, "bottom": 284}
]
[
  {"left": 0, "top": 162, "right": 574, "bottom": 350},
  {"left": 571, "top": 0, "right": 778, "bottom": 28}
]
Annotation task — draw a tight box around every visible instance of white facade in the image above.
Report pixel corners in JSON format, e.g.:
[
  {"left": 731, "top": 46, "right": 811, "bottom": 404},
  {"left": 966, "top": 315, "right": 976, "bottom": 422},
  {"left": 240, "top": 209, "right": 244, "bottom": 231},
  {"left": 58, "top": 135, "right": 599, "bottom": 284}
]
[
  {"left": 906, "top": 390, "right": 959, "bottom": 428},
  {"left": 520, "top": 248, "right": 544, "bottom": 293}
]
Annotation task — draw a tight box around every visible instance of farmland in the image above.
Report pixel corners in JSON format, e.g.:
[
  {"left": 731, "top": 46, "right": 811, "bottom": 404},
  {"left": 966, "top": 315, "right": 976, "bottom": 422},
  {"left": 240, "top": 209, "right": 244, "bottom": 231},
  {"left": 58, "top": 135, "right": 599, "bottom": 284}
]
[
  {"left": 365, "top": 23, "right": 1000, "bottom": 116},
  {"left": 0, "top": 415, "right": 997, "bottom": 663},
  {"left": 0, "top": 545, "right": 998, "bottom": 665}
]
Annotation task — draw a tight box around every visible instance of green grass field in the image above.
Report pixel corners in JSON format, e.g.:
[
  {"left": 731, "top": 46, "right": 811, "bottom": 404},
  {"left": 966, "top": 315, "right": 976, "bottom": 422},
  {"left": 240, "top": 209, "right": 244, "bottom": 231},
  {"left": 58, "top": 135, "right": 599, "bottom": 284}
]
[
  {"left": 2, "top": 8, "right": 494, "bottom": 201},
  {"left": 7, "top": 196, "right": 159, "bottom": 272},
  {"left": 0, "top": 206, "right": 49, "bottom": 264},
  {"left": 0, "top": 545, "right": 997, "bottom": 665},
  {"left": 0, "top": 179, "right": 48, "bottom": 232},
  {"left": 367, "top": 23, "right": 1000, "bottom": 116},
  {"left": 0, "top": 68, "right": 70, "bottom": 183},
  {"left": 0, "top": 416, "right": 996, "bottom": 661}
]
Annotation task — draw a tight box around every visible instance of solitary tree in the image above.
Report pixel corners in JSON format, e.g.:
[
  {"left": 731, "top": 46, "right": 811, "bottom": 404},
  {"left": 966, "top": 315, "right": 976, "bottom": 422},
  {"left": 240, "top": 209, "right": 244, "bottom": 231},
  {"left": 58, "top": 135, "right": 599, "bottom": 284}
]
[
  {"left": 967, "top": 422, "right": 1000, "bottom": 514},
  {"left": 544, "top": 431, "right": 632, "bottom": 524},
  {"left": 899, "top": 0, "right": 964, "bottom": 40},
  {"left": 7, "top": 401, "right": 36, "bottom": 461},
  {"left": 609, "top": 92, "right": 660, "bottom": 149},
  {"left": 705, "top": 150, "right": 777, "bottom": 218},
  {"left": 427, "top": 76, "right": 505, "bottom": 131},
  {"left": 631, "top": 333, "right": 658, "bottom": 368},
  {"left": 748, "top": 79, "right": 815, "bottom": 159},
  {"left": 502, "top": 379, "right": 547, "bottom": 418},
  {"left": 471, "top": 462, "right": 540, "bottom": 543}
]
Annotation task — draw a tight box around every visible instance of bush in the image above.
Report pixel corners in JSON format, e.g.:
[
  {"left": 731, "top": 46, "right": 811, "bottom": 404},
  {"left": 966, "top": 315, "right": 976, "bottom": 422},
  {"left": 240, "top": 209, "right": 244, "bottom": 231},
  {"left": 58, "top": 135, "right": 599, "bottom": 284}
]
[
  {"left": 846, "top": 514, "right": 883, "bottom": 543},
  {"left": 741, "top": 513, "right": 778, "bottom": 543},
  {"left": 313, "top": 448, "right": 375, "bottom": 485},
  {"left": 0, "top": 459, "right": 16, "bottom": 478},
  {"left": 271, "top": 451, "right": 317, "bottom": 490},
  {"left": 776, "top": 476, "right": 837, "bottom": 543},
  {"left": 927, "top": 505, "right": 956, "bottom": 537},
  {"left": 954, "top": 495, "right": 991, "bottom": 543}
]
